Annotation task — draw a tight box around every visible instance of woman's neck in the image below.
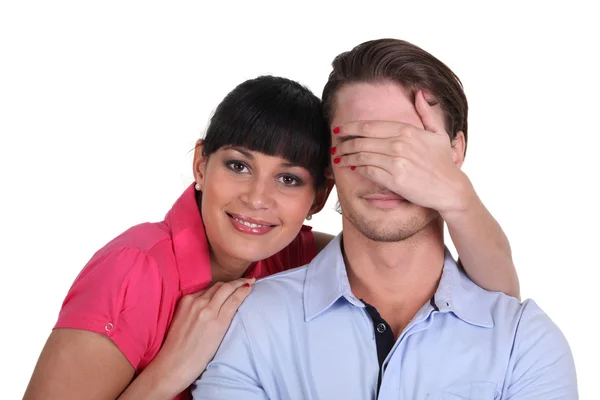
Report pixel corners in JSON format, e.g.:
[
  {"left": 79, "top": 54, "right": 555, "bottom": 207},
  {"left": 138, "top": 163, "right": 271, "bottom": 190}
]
[{"left": 209, "top": 249, "right": 253, "bottom": 283}]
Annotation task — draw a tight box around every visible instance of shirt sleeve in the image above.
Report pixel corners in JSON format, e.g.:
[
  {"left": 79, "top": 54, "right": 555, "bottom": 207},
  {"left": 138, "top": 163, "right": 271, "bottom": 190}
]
[
  {"left": 54, "top": 247, "right": 164, "bottom": 369},
  {"left": 190, "top": 314, "right": 268, "bottom": 400},
  {"left": 503, "top": 299, "right": 578, "bottom": 399}
]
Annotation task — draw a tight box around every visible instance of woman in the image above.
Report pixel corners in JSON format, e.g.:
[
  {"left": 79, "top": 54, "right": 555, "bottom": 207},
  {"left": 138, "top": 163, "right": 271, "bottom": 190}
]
[{"left": 23, "top": 76, "right": 519, "bottom": 400}]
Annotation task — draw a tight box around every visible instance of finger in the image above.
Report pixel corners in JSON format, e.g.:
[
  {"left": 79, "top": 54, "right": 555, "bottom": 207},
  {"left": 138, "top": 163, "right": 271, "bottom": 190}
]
[
  {"left": 353, "top": 165, "right": 396, "bottom": 190},
  {"left": 185, "top": 288, "right": 208, "bottom": 299},
  {"left": 335, "top": 137, "right": 398, "bottom": 158},
  {"left": 333, "top": 120, "right": 413, "bottom": 139},
  {"left": 415, "top": 90, "right": 445, "bottom": 134},
  {"left": 200, "top": 277, "right": 255, "bottom": 300},
  {"left": 198, "top": 281, "right": 224, "bottom": 301},
  {"left": 336, "top": 151, "right": 400, "bottom": 174},
  {"left": 217, "top": 284, "right": 252, "bottom": 321},
  {"left": 205, "top": 279, "right": 254, "bottom": 312}
]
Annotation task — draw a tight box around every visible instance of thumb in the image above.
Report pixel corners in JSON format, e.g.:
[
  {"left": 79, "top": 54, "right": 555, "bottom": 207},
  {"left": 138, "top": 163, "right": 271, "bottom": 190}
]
[{"left": 415, "top": 90, "right": 443, "bottom": 134}]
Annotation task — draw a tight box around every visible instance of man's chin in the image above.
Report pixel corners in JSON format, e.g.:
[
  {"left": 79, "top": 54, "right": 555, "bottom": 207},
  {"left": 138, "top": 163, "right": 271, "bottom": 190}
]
[
  {"left": 345, "top": 217, "right": 412, "bottom": 242},
  {"left": 344, "top": 208, "right": 438, "bottom": 243}
]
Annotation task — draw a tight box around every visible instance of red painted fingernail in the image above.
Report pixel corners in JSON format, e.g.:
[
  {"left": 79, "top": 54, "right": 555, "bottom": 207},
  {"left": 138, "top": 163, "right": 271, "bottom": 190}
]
[
  {"left": 244, "top": 283, "right": 251, "bottom": 287},
  {"left": 330, "top": 146, "right": 336, "bottom": 155},
  {"left": 351, "top": 166, "right": 356, "bottom": 170},
  {"left": 333, "top": 157, "right": 341, "bottom": 164},
  {"left": 333, "top": 126, "right": 340, "bottom": 134}
]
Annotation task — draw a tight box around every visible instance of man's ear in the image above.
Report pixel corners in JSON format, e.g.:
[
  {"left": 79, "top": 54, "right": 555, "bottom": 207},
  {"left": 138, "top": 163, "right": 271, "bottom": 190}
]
[
  {"left": 309, "top": 169, "right": 335, "bottom": 216},
  {"left": 193, "top": 139, "right": 208, "bottom": 185},
  {"left": 451, "top": 131, "right": 466, "bottom": 168}
]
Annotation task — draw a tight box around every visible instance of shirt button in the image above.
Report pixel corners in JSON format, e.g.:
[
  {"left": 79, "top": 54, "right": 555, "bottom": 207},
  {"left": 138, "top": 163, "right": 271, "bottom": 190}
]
[
  {"left": 377, "top": 323, "right": 386, "bottom": 333},
  {"left": 105, "top": 323, "right": 114, "bottom": 332}
]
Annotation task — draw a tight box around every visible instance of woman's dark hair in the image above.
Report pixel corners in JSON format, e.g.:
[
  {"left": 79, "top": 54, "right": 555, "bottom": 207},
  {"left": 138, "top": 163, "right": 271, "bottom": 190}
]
[{"left": 202, "top": 75, "right": 330, "bottom": 188}]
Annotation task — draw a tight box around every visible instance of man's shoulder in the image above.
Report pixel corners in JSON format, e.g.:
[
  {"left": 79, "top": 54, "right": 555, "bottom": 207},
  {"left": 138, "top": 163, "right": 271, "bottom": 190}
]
[
  {"left": 454, "top": 266, "right": 551, "bottom": 331},
  {"left": 239, "top": 264, "right": 309, "bottom": 314},
  {"left": 484, "top": 290, "right": 558, "bottom": 335},
  {"left": 491, "top": 295, "right": 573, "bottom": 372},
  {"left": 501, "top": 298, "right": 578, "bottom": 396},
  {"left": 511, "top": 298, "right": 570, "bottom": 349},
  {"left": 454, "top": 272, "right": 569, "bottom": 354},
  {"left": 454, "top": 284, "right": 576, "bottom": 395}
]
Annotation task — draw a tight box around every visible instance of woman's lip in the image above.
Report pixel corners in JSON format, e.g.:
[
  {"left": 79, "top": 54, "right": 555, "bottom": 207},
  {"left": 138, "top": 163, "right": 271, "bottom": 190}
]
[
  {"left": 226, "top": 212, "right": 278, "bottom": 227},
  {"left": 227, "top": 214, "right": 277, "bottom": 236}
]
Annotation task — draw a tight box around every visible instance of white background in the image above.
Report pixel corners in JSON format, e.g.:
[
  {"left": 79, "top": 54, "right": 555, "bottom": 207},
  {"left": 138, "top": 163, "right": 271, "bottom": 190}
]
[{"left": 1, "top": 1, "right": 598, "bottom": 398}]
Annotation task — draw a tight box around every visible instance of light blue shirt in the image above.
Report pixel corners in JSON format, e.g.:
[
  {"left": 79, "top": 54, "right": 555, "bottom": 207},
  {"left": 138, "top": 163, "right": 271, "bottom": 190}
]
[{"left": 192, "top": 235, "right": 577, "bottom": 399}]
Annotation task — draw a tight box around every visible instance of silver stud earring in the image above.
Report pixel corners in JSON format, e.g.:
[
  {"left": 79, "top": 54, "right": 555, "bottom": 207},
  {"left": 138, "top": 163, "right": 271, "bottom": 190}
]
[
  {"left": 306, "top": 214, "right": 312, "bottom": 221},
  {"left": 195, "top": 183, "right": 202, "bottom": 191}
]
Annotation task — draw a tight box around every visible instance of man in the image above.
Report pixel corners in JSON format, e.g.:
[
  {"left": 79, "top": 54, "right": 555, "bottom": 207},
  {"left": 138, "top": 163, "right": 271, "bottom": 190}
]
[{"left": 192, "top": 39, "right": 577, "bottom": 399}]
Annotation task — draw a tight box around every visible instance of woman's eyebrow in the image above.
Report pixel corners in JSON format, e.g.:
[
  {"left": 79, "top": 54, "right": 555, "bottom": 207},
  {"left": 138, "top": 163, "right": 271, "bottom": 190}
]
[
  {"left": 279, "top": 161, "right": 303, "bottom": 168},
  {"left": 226, "top": 146, "right": 304, "bottom": 169},
  {"left": 226, "top": 146, "right": 253, "bottom": 159}
]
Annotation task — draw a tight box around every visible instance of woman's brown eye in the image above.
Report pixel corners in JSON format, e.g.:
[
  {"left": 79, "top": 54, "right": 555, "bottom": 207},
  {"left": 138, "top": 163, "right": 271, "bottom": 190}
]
[
  {"left": 225, "top": 161, "right": 249, "bottom": 173},
  {"left": 279, "top": 175, "right": 300, "bottom": 186}
]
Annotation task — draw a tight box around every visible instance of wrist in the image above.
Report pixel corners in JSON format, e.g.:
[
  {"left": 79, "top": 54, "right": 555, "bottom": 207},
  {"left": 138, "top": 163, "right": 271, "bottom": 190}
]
[
  {"left": 132, "top": 359, "right": 183, "bottom": 400},
  {"left": 440, "top": 174, "right": 480, "bottom": 225}
]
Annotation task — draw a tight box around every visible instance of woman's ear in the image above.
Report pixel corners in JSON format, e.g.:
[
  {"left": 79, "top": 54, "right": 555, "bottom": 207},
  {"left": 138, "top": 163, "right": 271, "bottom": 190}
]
[{"left": 193, "top": 139, "right": 207, "bottom": 186}]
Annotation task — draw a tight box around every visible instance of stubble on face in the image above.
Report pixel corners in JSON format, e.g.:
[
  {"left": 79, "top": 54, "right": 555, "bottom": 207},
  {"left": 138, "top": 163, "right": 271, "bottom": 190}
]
[{"left": 338, "top": 190, "right": 439, "bottom": 243}]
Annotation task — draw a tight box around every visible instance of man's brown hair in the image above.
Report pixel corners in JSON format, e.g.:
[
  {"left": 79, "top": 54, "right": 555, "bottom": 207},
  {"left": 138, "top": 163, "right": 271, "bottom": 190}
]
[{"left": 322, "top": 38, "right": 469, "bottom": 151}]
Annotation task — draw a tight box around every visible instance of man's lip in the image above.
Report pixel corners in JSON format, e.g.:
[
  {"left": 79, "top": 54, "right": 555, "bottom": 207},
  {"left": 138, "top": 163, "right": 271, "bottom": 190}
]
[
  {"left": 363, "top": 194, "right": 406, "bottom": 201},
  {"left": 226, "top": 212, "right": 278, "bottom": 226}
]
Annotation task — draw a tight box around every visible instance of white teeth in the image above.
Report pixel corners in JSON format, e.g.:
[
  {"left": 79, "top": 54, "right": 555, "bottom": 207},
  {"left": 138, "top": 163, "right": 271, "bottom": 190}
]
[{"left": 232, "top": 216, "right": 268, "bottom": 228}]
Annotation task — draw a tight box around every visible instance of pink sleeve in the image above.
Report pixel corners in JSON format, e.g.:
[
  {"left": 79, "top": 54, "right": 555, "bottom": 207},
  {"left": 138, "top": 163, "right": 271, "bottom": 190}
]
[{"left": 54, "top": 248, "right": 164, "bottom": 369}]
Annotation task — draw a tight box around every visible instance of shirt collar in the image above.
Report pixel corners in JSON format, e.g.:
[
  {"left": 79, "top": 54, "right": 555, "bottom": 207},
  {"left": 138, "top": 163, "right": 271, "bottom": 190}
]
[
  {"left": 433, "top": 249, "right": 495, "bottom": 328},
  {"left": 164, "top": 184, "right": 213, "bottom": 294},
  {"left": 304, "top": 235, "right": 363, "bottom": 322},
  {"left": 303, "top": 235, "right": 494, "bottom": 328}
]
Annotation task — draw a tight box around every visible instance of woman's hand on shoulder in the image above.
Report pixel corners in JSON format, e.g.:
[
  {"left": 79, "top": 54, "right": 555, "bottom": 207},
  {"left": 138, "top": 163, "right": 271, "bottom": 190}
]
[{"left": 121, "top": 277, "right": 255, "bottom": 399}]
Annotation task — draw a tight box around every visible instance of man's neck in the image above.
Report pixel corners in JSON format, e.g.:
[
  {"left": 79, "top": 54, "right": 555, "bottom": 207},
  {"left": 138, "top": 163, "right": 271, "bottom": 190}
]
[{"left": 343, "top": 217, "right": 445, "bottom": 337}]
